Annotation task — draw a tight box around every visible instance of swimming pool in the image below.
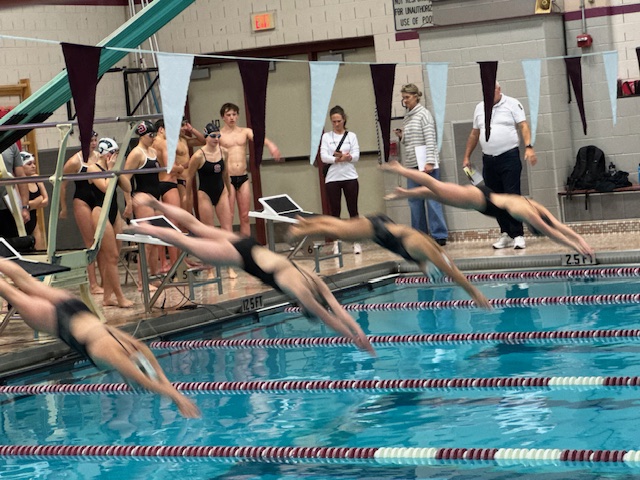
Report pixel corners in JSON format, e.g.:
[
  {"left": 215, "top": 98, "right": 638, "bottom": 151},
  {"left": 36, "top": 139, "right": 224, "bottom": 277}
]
[{"left": 2, "top": 270, "right": 640, "bottom": 479}]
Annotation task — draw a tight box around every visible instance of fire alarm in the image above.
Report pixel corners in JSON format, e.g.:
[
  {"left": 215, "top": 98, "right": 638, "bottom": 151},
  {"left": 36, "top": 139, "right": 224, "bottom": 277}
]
[{"left": 577, "top": 34, "right": 593, "bottom": 48}]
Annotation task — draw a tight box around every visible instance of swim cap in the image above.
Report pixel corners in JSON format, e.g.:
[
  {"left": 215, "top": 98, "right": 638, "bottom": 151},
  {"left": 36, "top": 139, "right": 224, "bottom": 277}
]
[
  {"left": 136, "top": 120, "right": 157, "bottom": 136},
  {"left": 203, "top": 122, "right": 220, "bottom": 136},
  {"left": 98, "top": 138, "right": 119, "bottom": 155},
  {"left": 20, "top": 151, "right": 34, "bottom": 163}
]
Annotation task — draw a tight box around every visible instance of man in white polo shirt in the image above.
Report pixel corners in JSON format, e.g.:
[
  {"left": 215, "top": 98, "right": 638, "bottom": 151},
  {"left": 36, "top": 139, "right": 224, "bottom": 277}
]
[{"left": 463, "top": 82, "right": 537, "bottom": 249}]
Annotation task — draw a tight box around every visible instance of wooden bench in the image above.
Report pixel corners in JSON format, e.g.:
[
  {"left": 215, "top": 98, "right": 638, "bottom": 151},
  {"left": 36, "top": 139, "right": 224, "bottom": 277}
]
[{"left": 558, "top": 184, "right": 640, "bottom": 220}]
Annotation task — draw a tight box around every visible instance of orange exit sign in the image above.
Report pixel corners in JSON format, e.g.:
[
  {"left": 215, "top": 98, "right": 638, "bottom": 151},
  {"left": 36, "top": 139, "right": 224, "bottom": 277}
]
[{"left": 251, "top": 12, "right": 275, "bottom": 32}]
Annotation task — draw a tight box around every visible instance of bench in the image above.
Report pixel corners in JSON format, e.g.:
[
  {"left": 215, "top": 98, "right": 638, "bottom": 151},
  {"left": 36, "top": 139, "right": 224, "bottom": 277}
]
[{"left": 558, "top": 184, "right": 640, "bottom": 220}]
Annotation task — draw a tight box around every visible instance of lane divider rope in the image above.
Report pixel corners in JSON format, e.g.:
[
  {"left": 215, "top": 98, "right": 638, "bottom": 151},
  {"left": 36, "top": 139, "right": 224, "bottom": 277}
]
[
  {"left": 2, "top": 375, "right": 640, "bottom": 396},
  {"left": 395, "top": 267, "right": 640, "bottom": 284},
  {"left": 150, "top": 328, "right": 640, "bottom": 350},
  {"left": 284, "top": 293, "right": 640, "bottom": 313},
  {"left": 2, "top": 444, "right": 640, "bottom": 466}
]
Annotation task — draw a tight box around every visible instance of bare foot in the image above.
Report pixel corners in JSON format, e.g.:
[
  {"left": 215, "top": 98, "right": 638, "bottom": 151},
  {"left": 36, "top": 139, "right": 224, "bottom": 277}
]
[
  {"left": 91, "top": 285, "right": 104, "bottom": 294},
  {"left": 137, "top": 283, "right": 159, "bottom": 293},
  {"left": 103, "top": 297, "right": 118, "bottom": 307},
  {"left": 228, "top": 267, "right": 238, "bottom": 279},
  {"left": 117, "top": 298, "right": 134, "bottom": 308}
]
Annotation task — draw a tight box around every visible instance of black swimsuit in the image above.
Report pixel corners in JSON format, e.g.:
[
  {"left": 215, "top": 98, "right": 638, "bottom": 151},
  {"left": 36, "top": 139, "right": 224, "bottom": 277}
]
[
  {"left": 55, "top": 298, "right": 96, "bottom": 365},
  {"left": 133, "top": 154, "right": 161, "bottom": 199},
  {"left": 73, "top": 163, "right": 97, "bottom": 209},
  {"left": 476, "top": 185, "right": 507, "bottom": 220},
  {"left": 367, "top": 214, "right": 416, "bottom": 263},
  {"left": 232, "top": 237, "right": 282, "bottom": 292},
  {"left": 230, "top": 174, "right": 249, "bottom": 191},
  {"left": 198, "top": 151, "right": 225, "bottom": 206},
  {"left": 91, "top": 164, "right": 119, "bottom": 225},
  {"left": 25, "top": 189, "right": 41, "bottom": 235}
]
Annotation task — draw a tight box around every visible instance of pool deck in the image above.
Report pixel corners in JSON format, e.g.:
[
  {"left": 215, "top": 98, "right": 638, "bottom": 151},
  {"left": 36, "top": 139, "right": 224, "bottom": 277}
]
[{"left": 2, "top": 227, "right": 640, "bottom": 378}]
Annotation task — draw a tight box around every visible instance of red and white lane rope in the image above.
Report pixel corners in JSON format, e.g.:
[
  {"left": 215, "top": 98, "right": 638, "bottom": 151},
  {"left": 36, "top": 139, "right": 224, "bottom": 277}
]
[
  {"left": 284, "top": 293, "right": 640, "bottom": 313},
  {"left": 1, "top": 443, "right": 640, "bottom": 466},
  {"left": 396, "top": 267, "right": 640, "bottom": 284},
  {"left": 2, "top": 375, "right": 640, "bottom": 396},
  {"left": 150, "top": 328, "right": 640, "bottom": 351}
]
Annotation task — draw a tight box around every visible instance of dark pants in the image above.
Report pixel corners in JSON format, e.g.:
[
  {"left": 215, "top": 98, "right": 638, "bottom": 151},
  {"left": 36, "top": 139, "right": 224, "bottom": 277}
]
[
  {"left": 0, "top": 209, "right": 19, "bottom": 239},
  {"left": 326, "top": 179, "right": 359, "bottom": 218},
  {"left": 482, "top": 147, "right": 524, "bottom": 238}
]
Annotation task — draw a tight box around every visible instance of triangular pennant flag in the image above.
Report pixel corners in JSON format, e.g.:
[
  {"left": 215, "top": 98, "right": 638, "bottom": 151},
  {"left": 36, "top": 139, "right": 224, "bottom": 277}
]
[
  {"left": 157, "top": 53, "right": 194, "bottom": 172},
  {"left": 521, "top": 59, "right": 541, "bottom": 145},
  {"left": 564, "top": 56, "right": 587, "bottom": 135},
  {"left": 238, "top": 60, "right": 270, "bottom": 166},
  {"left": 369, "top": 64, "right": 396, "bottom": 162},
  {"left": 478, "top": 61, "right": 498, "bottom": 142},
  {"left": 425, "top": 63, "right": 448, "bottom": 152},
  {"left": 309, "top": 62, "right": 340, "bottom": 164},
  {"left": 602, "top": 51, "right": 618, "bottom": 126},
  {"left": 61, "top": 43, "right": 102, "bottom": 162}
]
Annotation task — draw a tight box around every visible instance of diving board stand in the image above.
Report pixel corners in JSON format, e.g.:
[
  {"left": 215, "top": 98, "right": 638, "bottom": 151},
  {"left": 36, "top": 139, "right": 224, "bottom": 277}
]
[{"left": 249, "top": 194, "right": 343, "bottom": 273}]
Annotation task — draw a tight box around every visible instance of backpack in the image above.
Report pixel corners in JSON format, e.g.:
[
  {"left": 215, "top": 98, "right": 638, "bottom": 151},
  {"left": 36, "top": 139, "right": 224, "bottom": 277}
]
[{"left": 566, "top": 145, "right": 606, "bottom": 194}]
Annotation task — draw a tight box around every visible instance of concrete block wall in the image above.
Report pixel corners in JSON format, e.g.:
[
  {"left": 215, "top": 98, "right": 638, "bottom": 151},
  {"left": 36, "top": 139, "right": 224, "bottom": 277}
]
[{"left": 0, "top": 5, "right": 130, "bottom": 150}]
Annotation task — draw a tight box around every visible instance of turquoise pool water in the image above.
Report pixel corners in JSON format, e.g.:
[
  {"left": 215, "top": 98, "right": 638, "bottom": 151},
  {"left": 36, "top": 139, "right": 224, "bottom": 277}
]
[{"left": 2, "top": 275, "right": 640, "bottom": 478}]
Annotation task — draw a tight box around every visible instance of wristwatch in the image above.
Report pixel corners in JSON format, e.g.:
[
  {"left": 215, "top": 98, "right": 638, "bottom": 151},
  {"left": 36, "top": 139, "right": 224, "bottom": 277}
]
[
  {"left": 525, "top": 144, "right": 534, "bottom": 149},
  {"left": 22, "top": 205, "right": 29, "bottom": 210}
]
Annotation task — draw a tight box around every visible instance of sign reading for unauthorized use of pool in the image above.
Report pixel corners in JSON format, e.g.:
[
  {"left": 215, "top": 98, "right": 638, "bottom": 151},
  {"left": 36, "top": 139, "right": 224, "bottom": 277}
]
[{"left": 393, "top": 0, "right": 433, "bottom": 31}]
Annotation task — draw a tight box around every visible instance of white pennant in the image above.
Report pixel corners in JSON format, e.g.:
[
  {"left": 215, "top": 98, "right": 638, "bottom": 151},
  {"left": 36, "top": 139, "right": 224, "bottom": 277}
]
[
  {"left": 157, "top": 53, "right": 195, "bottom": 172},
  {"left": 602, "top": 51, "right": 618, "bottom": 126},
  {"left": 425, "top": 63, "right": 448, "bottom": 152},
  {"left": 521, "top": 59, "right": 541, "bottom": 145},
  {"left": 309, "top": 62, "right": 340, "bottom": 164}
]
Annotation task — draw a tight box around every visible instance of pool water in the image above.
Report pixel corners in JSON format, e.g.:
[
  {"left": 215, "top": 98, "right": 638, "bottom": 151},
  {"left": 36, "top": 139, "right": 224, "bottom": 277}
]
[{"left": 2, "top": 275, "right": 640, "bottom": 479}]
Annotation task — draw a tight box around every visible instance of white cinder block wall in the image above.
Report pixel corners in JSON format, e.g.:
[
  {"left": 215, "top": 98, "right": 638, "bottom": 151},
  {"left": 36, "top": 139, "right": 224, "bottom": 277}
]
[{"left": 0, "top": 5, "right": 130, "bottom": 150}]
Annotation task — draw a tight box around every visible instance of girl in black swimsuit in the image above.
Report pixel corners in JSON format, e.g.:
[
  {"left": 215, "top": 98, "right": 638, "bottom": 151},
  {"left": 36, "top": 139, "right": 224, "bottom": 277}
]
[
  {"left": 288, "top": 214, "right": 490, "bottom": 309},
  {"left": 60, "top": 131, "right": 102, "bottom": 293},
  {"left": 0, "top": 259, "right": 200, "bottom": 418},
  {"left": 127, "top": 193, "right": 375, "bottom": 356},
  {"left": 87, "top": 138, "right": 133, "bottom": 308},
  {"left": 381, "top": 160, "right": 595, "bottom": 258}
]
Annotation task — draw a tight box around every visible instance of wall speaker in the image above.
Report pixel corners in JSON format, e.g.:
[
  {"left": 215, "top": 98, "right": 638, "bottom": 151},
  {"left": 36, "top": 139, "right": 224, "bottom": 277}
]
[{"left": 535, "top": 0, "right": 552, "bottom": 14}]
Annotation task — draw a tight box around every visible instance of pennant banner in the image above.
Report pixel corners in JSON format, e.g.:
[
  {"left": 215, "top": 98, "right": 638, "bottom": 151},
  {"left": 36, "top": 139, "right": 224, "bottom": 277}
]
[
  {"left": 238, "top": 60, "right": 270, "bottom": 166},
  {"left": 564, "top": 56, "right": 587, "bottom": 135},
  {"left": 425, "top": 62, "right": 448, "bottom": 152},
  {"left": 309, "top": 62, "right": 340, "bottom": 164},
  {"left": 478, "top": 61, "right": 498, "bottom": 142},
  {"left": 369, "top": 64, "right": 397, "bottom": 163},
  {"left": 521, "top": 59, "right": 541, "bottom": 145},
  {"left": 61, "top": 43, "right": 102, "bottom": 162},
  {"left": 157, "top": 53, "right": 194, "bottom": 172},
  {"left": 602, "top": 51, "right": 618, "bottom": 126}
]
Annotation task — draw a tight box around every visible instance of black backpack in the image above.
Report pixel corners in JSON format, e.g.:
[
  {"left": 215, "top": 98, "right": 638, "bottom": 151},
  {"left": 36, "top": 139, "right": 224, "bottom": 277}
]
[{"left": 566, "top": 145, "right": 606, "bottom": 194}]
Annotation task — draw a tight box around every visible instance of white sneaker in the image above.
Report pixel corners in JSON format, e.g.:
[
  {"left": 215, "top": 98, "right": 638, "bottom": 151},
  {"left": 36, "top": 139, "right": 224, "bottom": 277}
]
[
  {"left": 332, "top": 241, "right": 340, "bottom": 255},
  {"left": 492, "top": 233, "right": 514, "bottom": 249},
  {"left": 353, "top": 243, "right": 362, "bottom": 255},
  {"left": 513, "top": 236, "right": 526, "bottom": 249}
]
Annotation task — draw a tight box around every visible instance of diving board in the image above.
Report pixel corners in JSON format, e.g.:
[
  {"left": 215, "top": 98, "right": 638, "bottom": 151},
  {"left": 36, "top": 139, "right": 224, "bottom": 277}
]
[{"left": 0, "top": 0, "right": 195, "bottom": 151}]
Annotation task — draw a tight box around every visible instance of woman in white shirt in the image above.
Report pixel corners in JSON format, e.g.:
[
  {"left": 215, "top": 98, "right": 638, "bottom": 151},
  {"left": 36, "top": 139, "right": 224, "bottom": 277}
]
[{"left": 320, "top": 105, "right": 361, "bottom": 254}]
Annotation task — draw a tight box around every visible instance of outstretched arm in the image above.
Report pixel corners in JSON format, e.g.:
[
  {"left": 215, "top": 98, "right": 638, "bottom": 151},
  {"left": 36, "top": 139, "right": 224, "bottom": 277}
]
[{"left": 523, "top": 205, "right": 595, "bottom": 257}]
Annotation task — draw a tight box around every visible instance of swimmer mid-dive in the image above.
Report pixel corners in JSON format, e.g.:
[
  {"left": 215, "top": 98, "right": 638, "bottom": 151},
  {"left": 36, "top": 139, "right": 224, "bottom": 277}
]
[
  {"left": 0, "top": 260, "right": 200, "bottom": 419},
  {"left": 126, "top": 193, "right": 375, "bottom": 356},
  {"left": 288, "top": 214, "right": 491, "bottom": 310},
  {"left": 381, "top": 160, "right": 595, "bottom": 258}
]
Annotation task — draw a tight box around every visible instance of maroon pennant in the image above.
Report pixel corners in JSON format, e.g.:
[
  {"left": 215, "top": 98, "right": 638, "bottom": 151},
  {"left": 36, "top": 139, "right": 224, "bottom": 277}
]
[
  {"left": 61, "top": 43, "right": 102, "bottom": 161},
  {"left": 370, "top": 64, "right": 397, "bottom": 162},
  {"left": 478, "top": 61, "right": 498, "bottom": 142},
  {"left": 238, "top": 60, "right": 270, "bottom": 166},
  {"left": 564, "top": 56, "right": 587, "bottom": 135}
]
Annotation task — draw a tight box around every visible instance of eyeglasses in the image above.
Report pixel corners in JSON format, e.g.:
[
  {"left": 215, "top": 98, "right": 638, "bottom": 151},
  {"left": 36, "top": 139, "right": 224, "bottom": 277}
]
[{"left": 206, "top": 133, "right": 221, "bottom": 139}]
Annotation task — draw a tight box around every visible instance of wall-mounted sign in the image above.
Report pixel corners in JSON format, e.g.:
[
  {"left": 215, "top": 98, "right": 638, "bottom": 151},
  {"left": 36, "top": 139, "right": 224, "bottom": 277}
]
[
  {"left": 251, "top": 12, "right": 276, "bottom": 32},
  {"left": 393, "top": 0, "right": 433, "bottom": 31}
]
